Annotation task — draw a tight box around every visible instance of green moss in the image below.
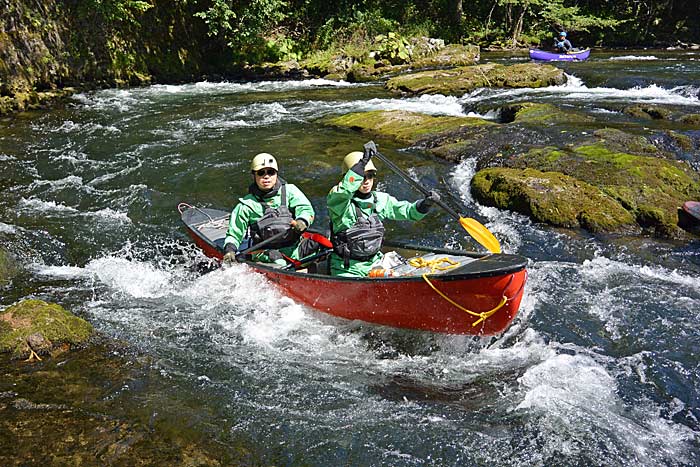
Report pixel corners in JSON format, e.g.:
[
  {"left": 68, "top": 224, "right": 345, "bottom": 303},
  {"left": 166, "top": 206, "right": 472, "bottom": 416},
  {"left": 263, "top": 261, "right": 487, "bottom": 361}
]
[
  {"left": 324, "top": 109, "right": 492, "bottom": 144},
  {"left": 506, "top": 141, "right": 700, "bottom": 237},
  {"left": 386, "top": 63, "right": 566, "bottom": 96},
  {"left": 471, "top": 167, "right": 635, "bottom": 232},
  {"left": 0, "top": 299, "right": 93, "bottom": 358}
]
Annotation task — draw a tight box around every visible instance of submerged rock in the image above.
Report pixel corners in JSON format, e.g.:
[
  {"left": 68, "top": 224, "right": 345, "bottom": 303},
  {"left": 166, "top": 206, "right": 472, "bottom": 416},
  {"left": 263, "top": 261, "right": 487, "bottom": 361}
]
[
  {"left": 0, "top": 342, "right": 248, "bottom": 465},
  {"left": 0, "top": 247, "right": 19, "bottom": 284},
  {"left": 0, "top": 299, "right": 93, "bottom": 360},
  {"left": 386, "top": 63, "right": 566, "bottom": 96}
]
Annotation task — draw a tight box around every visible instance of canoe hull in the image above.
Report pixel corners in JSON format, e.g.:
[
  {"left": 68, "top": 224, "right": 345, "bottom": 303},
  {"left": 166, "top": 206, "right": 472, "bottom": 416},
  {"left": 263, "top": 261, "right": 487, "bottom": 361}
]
[
  {"left": 260, "top": 266, "right": 526, "bottom": 335},
  {"left": 178, "top": 204, "right": 528, "bottom": 335},
  {"left": 529, "top": 48, "right": 590, "bottom": 61}
]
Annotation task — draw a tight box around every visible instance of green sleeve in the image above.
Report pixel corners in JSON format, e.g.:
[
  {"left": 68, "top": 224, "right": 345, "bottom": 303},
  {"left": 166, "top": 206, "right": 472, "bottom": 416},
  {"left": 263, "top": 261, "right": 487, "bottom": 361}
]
[
  {"left": 327, "top": 169, "right": 364, "bottom": 232},
  {"left": 224, "top": 200, "right": 254, "bottom": 250},
  {"left": 286, "top": 184, "right": 315, "bottom": 226},
  {"left": 375, "top": 192, "right": 427, "bottom": 222}
]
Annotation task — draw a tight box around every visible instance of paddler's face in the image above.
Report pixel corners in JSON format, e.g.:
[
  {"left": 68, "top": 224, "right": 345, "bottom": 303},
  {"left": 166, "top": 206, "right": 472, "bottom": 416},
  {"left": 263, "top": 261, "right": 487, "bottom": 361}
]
[
  {"left": 359, "top": 170, "right": 376, "bottom": 194},
  {"left": 253, "top": 168, "right": 278, "bottom": 191}
]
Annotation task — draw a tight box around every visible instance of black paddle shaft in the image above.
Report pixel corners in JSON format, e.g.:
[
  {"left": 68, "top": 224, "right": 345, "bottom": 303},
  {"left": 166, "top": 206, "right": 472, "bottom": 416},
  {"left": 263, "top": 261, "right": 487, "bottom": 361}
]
[
  {"left": 372, "top": 150, "right": 463, "bottom": 220},
  {"left": 237, "top": 230, "right": 288, "bottom": 256}
]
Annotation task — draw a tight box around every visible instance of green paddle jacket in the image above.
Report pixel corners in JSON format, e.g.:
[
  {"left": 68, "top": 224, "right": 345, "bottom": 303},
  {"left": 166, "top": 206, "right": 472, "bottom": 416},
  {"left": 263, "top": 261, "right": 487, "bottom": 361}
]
[
  {"left": 327, "top": 168, "right": 426, "bottom": 277},
  {"left": 224, "top": 182, "right": 315, "bottom": 264}
]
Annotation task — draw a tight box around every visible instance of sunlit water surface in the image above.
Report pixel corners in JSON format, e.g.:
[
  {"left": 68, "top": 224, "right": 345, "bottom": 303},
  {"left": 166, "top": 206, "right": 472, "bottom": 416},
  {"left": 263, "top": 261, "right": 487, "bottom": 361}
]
[{"left": 1, "top": 50, "right": 699, "bottom": 466}]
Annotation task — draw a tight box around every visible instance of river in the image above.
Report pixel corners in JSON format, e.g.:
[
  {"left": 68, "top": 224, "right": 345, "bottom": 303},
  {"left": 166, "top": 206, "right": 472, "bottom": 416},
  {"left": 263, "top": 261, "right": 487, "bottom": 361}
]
[{"left": 1, "top": 50, "right": 699, "bottom": 466}]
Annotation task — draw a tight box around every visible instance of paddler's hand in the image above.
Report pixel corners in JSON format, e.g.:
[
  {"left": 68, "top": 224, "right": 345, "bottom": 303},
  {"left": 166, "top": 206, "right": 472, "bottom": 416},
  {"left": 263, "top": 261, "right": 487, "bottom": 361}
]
[
  {"left": 362, "top": 141, "right": 377, "bottom": 162},
  {"left": 291, "top": 218, "right": 308, "bottom": 232},
  {"left": 417, "top": 190, "right": 440, "bottom": 213},
  {"left": 223, "top": 252, "right": 237, "bottom": 264},
  {"left": 223, "top": 244, "right": 239, "bottom": 265}
]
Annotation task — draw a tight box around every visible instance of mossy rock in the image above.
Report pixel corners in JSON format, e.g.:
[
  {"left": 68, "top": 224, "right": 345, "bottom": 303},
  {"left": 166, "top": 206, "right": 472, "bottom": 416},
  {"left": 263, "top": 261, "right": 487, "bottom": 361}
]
[
  {"left": 323, "top": 109, "right": 493, "bottom": 145},
  {"left": 0, "top": 299, "right": 94, "bottom": 359},
  {"left": 503, "top": 102, "right": 595, "bottom": 125},
  {"left": 411, "top": 44, "right": 480, "bottom": 68},
  {"left": 0, "top": 247, "right": 19, "bottom": 284},
  {"left": 623, "top": 104, "right": 673, "bottom": 120},
  {"left": 678, "top": 113, "right": 700, "bottom": 127},
  {"left": 592, "top": 128, "right": 663, "bottom": 156},
  {"left": 386, "top": 62, "right": 566, "bottom": 96},
  {"left": 471, "top": 167, "right": 637, "bottom": 232},
  {"left": 505, "top": 143, "right": 700, "bottom": 237}
]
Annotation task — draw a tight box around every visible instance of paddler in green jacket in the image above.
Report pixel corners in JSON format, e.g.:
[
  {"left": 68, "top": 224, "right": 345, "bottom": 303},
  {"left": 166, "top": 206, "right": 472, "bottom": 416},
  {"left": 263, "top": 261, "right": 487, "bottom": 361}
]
[
  {"left": 327, "top": 141, "right": 440, "bottom": 277},
  {"left": 223, "top": 153, "right": 315, "bottom": 265}
]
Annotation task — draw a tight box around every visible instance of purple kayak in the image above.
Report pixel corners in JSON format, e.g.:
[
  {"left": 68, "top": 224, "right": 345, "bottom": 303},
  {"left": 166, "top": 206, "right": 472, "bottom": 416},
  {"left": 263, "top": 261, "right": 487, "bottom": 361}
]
[{"left": 529, "top": 48, "right": 591, "bottom": 61}]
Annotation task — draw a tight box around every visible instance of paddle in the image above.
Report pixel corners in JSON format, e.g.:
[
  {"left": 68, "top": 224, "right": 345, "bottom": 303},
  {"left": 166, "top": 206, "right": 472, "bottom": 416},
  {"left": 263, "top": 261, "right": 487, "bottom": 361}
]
[
  {"left": 369, "top": 145, "right": 502, "bottom": 254},
  {"left": 235, "top": 230, "right": 289, "bottom": 258}
]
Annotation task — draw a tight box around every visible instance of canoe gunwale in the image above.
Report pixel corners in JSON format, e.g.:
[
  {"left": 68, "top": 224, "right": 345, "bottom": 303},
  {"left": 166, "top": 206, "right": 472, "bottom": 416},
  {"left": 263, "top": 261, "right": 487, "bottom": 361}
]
[{"left": 181, "top": 208, "right": 527, "bottom": 283}]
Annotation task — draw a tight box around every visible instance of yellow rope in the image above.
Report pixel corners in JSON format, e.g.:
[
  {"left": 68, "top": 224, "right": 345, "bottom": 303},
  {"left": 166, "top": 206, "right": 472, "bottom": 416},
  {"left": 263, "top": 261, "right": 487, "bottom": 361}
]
[
  {"left": 408, "top": 256, "right": 508, "bottom": 326},
  {"left": 408, "top": 256, "right": 460, "bottom": 274},
  {"left": 420, "top": 274, "right": 508, "bottom": 326}
]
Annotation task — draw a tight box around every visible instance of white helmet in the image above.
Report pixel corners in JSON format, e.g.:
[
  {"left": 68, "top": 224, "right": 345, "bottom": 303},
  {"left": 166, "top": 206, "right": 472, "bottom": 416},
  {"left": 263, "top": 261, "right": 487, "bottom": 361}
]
[
  {"left": 251, "top": 153, "right": 278, "bottom": 172},
  {"left": 342, "top": 151, "right": 376, "bottom": 173}
]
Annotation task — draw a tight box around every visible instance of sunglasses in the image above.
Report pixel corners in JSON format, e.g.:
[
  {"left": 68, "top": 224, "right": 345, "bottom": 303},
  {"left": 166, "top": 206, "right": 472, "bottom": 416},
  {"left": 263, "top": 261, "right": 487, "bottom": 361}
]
[
  {"left": 364, "top": 171, "right": 377, "bottom": 180},
  {"left": 255, "top": 168, "right": 277, "bottom": 177}
]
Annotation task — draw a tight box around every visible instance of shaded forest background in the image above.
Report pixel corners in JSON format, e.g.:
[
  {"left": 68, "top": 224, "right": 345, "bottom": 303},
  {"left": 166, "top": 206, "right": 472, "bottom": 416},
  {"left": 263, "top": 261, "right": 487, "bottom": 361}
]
[{"left": 1, "top": 0, "right": 698, "bottom": 113}]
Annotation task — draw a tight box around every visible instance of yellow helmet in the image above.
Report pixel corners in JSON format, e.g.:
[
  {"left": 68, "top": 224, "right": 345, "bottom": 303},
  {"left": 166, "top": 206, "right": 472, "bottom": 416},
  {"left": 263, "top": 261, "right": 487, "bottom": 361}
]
[
  {"left": 251, "top": 153, "right": 278, "bottom": 172},
  {"left": 342, "top": 151, "right": 376, "bottom": 173}
]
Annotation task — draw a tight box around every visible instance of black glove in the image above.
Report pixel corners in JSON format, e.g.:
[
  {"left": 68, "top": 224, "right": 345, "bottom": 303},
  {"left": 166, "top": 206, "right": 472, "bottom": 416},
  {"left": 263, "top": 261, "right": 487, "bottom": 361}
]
[
  {"left": 363, "top": 141, "right": 377, "bottom": 163},
  {"left": 351, "top": 141, "right": 377, "bottom": 174},
  {"left": 267, "top": 249, "right": 284, "bottom": 262},
  {"left": 417, "top": 190, "right": 440, "bottom": 213},
  {"left": 292, "top": 218, "right": 308, "bottom": 232}
]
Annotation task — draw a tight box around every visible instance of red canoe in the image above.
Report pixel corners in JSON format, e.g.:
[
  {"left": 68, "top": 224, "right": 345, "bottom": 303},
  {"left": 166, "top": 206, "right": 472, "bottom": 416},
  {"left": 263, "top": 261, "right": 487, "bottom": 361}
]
[{"left": 178, "top": 203, "right": 528, "bottom": 335}]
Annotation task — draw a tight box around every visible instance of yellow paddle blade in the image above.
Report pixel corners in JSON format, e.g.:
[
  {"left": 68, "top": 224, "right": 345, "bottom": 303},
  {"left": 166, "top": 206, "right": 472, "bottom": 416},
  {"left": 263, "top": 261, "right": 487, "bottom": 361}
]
[{"left": 459, "top": 217, "right": 501, "bottom": 254}]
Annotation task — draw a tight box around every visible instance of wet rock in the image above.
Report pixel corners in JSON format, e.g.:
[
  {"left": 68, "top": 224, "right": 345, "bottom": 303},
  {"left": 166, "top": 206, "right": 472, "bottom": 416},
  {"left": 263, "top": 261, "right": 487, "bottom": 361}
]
[
  {"left": 0, "top": 344, "right": 246, "bottom": 465},
  {"left": 386, "top": 63, "right": 566, "bottom": 96},
  {"left": 623, "top": 104, "right": 673, "bottom": 120},
  {"left": 0, "top": 299, "right": 93, "bottom": 360},
  {"left": 678, "top": 114, "right": 700, "bottom": 127},
  {"left": 502, "top": 143, "right": 700, "bottom": 237},
  {"left": 410, "top": 44, "right": 479, "bottom": 68},
  {"left": 0, "top": 247, "right": 20, "bottom": 284},
  {"left": 593, "top": 128, "right": 665, "bottom": 157},
  {"left": 471, "top": 168, "right": 638, "bottom": 232},
  {"left": 324, "top": 109, "right": 493, "bottom": 149}
]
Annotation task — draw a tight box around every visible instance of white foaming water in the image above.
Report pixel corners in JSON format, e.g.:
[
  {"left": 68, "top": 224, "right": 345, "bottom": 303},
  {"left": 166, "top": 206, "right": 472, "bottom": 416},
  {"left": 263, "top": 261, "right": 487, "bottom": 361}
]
[
  {"left": 85, "top": 256, "right": 176, "bottom": 299},
  {"left": 581, "top": 255, "right": 700, "bottom": 292},
  {"left": 0, "top": 222, "right": 17, "bottom": 234},
  {"left": 449, "top": 158, "right": 526, "bottom": 253},
  {"left": 515, "top": 352, "right": 694, "bottom": 465},
  {"left": 32, "top": 264, "right": 92, "bottom": 279},
  {"left": 53, "top": 120, "right": 121, "bottom": 135},
  {"left": 461, "top": 73, "right": 700, "bottom": 107},
  {"left": 73, "top": 79, "right": 365, "bottom": 112},
  {"left": 609, "top": 55, "right": 659, "bottom": 61},
  {"left": 18, "top": 197, "right": 79, "bottom": 214}
]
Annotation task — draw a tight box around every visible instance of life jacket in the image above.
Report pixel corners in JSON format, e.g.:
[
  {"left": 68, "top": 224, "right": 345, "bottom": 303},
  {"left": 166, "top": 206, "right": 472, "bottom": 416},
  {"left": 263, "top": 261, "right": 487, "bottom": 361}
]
[
  {"left": 249, "top": 184, "right": 299, "bottom": 249},
  {"left": 332, "top": 195, "right": 385, "bottom": 266}
]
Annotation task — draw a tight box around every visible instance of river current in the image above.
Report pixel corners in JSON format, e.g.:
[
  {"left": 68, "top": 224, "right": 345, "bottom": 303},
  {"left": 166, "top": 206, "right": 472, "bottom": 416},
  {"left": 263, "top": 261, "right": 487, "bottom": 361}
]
[{"left": 1, "top": 50, "right": 699, "bottom": 466}]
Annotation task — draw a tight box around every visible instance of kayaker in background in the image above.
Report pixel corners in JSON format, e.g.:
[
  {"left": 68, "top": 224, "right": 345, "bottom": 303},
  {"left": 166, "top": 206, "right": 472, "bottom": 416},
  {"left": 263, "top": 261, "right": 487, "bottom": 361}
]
[
  {"left": 222, "top": 153, "right": 316, "bottom": 265},
  {"left": 554, "top": 31, "right": 573, "bottom": 52},
  {"left": 327, "top": 142, "right": 439, "bottom": 277}
]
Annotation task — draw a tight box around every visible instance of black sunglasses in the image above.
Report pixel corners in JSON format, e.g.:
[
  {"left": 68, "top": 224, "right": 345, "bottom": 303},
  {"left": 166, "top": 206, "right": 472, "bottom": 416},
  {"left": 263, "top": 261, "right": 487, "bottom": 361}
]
[
  {"left": 255, "top": 168, "right": 277, "bottom": 177},
  {"left": 364, "top": 171, "right": 377, "bottom": 180}
]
